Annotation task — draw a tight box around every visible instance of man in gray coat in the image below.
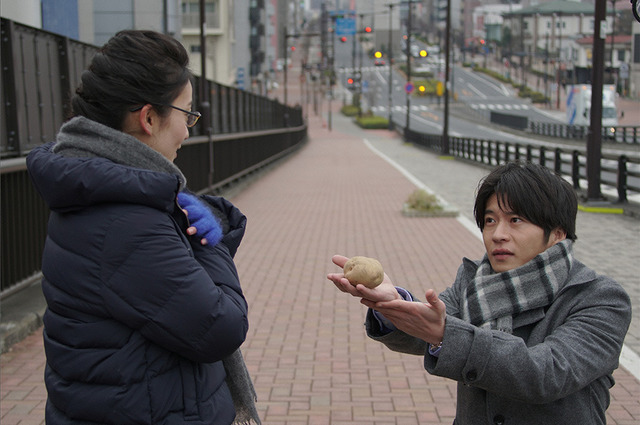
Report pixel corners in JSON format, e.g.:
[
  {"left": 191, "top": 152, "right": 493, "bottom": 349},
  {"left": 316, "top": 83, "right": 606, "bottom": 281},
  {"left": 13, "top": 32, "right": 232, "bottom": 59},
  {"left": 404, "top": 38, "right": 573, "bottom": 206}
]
[{"left": 328, "top": 162, "right": 632, "bottom": 425}]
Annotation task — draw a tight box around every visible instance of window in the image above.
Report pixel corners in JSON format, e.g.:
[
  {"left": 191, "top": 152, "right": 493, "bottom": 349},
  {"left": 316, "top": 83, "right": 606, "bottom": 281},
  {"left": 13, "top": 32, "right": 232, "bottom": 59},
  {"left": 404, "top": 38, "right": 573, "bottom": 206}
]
[{"left": 182, "top": 0, "right": 216, "bottom": 14}]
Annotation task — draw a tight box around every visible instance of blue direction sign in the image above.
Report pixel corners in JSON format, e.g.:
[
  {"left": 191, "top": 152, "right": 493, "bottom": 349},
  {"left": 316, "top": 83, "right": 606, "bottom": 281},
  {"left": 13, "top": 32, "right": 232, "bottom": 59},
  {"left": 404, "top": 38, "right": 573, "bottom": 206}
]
[{"left": 335, "top": 18, "right": 356, "bottom": 35}]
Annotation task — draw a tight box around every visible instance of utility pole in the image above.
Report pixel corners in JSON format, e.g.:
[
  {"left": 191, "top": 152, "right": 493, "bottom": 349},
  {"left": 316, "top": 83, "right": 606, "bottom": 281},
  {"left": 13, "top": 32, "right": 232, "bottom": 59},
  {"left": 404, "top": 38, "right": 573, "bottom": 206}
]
[
  {"left": 610, "top": 0, "right": 616, "bottom": 85},
  {"left": 405, "top": 1, "right": 412, "bottom": 132},
  {"left": 387, "top": 3, "right": 394, "bottom": 130},
  {"left": 199, "top": 0, "right": 210, "bottom": 129},
  {"left": 442, "top": 0, "right": 451, "bottom": 154},
  {"left": 586, "top": 0, "right": 606, "bottom": 201}
]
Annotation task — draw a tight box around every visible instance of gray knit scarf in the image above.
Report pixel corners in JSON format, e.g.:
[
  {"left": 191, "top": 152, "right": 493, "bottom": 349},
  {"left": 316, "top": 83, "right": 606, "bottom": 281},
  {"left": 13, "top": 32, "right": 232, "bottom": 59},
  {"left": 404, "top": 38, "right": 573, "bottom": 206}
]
[
  {"left": 54, "top": 116, "right": 261, "bottom": 425},
  {"left": 461, "top": 239, "right": 573, "bottom": 334}
]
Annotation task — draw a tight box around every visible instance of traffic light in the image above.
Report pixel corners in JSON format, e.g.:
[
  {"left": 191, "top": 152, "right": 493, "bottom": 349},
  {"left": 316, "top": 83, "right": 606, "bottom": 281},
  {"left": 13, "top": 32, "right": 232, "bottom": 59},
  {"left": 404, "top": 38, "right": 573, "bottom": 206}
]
[
  {"left": 340, "top": 36, "right": 347, "bottom": 43},
  {"left": 347, "top": 77, "right": 355, "bottom": 91},
  {"left": 364, "top": 26, "right": 372, "bottom": 33},
  {"left": 419, "top": 49, "right": 428, "bottom": 58},
  {"left": 290, "top": 46, "right": 296, "bottom": 52},
  {"left": 374, "top": 51, "right": 382, "bottom": 59}
]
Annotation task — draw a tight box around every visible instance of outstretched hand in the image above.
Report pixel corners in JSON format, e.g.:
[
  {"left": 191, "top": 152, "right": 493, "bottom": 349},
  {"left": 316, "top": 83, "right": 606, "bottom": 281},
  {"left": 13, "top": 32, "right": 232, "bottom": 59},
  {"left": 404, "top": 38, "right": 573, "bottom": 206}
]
[
  {"left": 328, "top": 255, "right": 446, "bottom": 345},
  {"left": 364, "top": 289, "right": 446, "bottom": 345},
  {"left": 327, "top": 255, "right": 401, "bottom": 303}
]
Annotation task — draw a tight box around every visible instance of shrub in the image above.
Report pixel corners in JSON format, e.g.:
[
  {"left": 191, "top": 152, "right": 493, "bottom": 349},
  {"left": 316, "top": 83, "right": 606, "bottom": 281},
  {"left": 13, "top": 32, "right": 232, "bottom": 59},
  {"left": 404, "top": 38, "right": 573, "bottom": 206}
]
[
  {"left": 341, "top": 105, "right": 359, "bottom": 116},
  {"left": 404, "top": 189, "right": 443, "bottom": 212},
  {"left": 355, "top": 115, "right": 389, "bottom": 129}
]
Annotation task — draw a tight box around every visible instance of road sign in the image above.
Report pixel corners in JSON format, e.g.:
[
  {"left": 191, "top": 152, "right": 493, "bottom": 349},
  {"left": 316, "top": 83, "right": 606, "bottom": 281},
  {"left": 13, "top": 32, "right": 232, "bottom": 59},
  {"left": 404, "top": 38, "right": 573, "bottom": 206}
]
[
  {"left": 335, "top": 18, "right": 356, "bottom": 35},
  {"left": 237, "top": 67, "right": 245, "bottom": 90},
  {"left": 405, "top": 82, "right": 414, "bottom": 94},
  {"left": 362, "top": 80, "right": 369, "bottom": 93}
]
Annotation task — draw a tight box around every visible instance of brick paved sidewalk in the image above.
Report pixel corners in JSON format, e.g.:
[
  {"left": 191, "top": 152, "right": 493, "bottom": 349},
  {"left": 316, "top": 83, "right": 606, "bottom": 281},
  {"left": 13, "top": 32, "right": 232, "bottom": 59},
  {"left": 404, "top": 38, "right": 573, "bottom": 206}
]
[{"left": 2, "top": 99, "right": 638, "bottom": 424}]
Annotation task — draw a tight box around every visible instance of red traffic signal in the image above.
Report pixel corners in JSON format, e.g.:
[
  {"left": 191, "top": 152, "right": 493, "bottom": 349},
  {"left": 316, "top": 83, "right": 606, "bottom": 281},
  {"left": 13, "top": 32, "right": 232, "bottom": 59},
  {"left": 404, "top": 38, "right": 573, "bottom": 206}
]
[
  {"left": 347, "top": 77, "right": 354, "bottom": 84},
  {"left": 290, "top": 46, "right": 296, "bottom": 51},
  {"left": 364, "top": 26, "right": 372, "bottom": 33},
  {"left": 340, "top": 36, "right": 347, "bottom": 43}
]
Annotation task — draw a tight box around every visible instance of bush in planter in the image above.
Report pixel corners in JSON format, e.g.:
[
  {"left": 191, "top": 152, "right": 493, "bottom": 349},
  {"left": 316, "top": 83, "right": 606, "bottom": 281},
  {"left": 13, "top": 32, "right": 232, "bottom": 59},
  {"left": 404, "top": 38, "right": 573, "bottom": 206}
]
[
  {"left": 355, "top": 115, "right": 389, "bottom": 129},
  {"left": 341, "top": 105, "right": 359, "bottom": 116}
]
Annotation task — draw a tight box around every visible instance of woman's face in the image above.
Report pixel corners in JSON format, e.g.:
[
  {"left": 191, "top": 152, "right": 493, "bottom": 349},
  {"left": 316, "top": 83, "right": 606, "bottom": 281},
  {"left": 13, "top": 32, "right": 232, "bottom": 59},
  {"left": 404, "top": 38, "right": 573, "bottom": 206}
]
[{"left": 143, "top": 82, "right": 193, "bottom": 161}]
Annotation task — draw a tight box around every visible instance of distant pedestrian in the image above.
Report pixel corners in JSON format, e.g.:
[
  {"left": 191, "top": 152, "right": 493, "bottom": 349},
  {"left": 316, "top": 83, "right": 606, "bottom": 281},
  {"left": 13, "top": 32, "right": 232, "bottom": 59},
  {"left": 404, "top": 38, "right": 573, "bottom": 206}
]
[
  {"left": 27, "top": 30, "right": 259, "bottom": 425},
  {"left": 328, "top": 161, "right": 631, "bottom": 425}
]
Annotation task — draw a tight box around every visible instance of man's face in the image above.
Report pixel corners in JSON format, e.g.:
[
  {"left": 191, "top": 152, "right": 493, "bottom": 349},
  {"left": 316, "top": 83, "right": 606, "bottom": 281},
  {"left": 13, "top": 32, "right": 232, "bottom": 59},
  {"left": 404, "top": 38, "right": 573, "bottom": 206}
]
[{"left": 482, "top": 194, "right": 566, "bottom": 273}]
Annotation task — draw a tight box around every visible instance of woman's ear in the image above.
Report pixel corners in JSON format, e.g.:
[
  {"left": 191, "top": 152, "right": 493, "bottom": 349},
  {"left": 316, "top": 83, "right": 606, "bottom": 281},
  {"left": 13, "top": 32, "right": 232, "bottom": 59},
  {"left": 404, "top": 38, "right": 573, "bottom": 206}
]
[{"left": 136, "top": 104, "right": 155, "bottom": 136}]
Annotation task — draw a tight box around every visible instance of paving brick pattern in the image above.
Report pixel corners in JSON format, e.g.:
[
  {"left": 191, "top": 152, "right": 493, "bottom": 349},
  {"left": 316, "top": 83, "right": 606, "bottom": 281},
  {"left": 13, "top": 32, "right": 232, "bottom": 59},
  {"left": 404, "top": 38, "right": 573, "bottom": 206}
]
[{"left": 2, "top": 95, "right": 638, "bottom": 424}]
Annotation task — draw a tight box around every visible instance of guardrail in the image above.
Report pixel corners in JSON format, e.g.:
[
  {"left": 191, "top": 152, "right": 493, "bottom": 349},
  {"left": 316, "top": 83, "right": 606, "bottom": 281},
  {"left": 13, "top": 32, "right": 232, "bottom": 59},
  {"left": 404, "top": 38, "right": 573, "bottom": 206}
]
[
  {"left": 403, "top": 128, "right": 640, "bottom": 204},
  {"left": 529, "top": 122, "right": 639, "bottom": 145}
]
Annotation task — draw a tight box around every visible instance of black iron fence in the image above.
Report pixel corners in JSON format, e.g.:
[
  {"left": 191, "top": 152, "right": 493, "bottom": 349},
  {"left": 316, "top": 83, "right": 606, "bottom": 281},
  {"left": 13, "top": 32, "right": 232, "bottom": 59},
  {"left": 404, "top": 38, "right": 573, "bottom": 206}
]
[
  {"left": 528, "top": 121, "right": 639, "bottom": 145},
  {"left": 404, "top": 128, "right": 640, "bottom": 204},
  {"left": 1, "top": 17, "right": 303, "bottom": 157},
  {"left": 1, "top": 19, "right": 306, "bottom": 294}
]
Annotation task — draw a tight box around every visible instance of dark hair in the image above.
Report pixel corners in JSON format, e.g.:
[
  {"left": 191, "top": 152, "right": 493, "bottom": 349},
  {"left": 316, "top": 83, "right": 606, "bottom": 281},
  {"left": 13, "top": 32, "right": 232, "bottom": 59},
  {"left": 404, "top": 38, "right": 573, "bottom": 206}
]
[
  {"left": 474, "top": 161, "right": 578, "bottom": 241},
  {"left": 71, "top": 30, "right": 192, "bottom": 130}
]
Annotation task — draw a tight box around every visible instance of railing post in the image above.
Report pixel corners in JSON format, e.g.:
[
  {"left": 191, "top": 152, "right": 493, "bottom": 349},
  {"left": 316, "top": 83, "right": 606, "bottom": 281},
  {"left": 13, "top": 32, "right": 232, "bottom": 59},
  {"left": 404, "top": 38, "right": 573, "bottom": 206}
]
[
  {"left": 540, "top": 146, "right": 546, "bottom": 167},
  {"left": 554, "top": 148, "right": 562, "bottom": 175},
  {"left": 504, "top": 142, "right": 510, "bottom": 162},
  {"left": 617, "top": 155, "right": 628, "bottom": 203},
  {"left": 526, "top": 145, "right": 532, "bottom": 162},
  {"left": 572, "top": 150, "right": 581, "bottom": 190}
]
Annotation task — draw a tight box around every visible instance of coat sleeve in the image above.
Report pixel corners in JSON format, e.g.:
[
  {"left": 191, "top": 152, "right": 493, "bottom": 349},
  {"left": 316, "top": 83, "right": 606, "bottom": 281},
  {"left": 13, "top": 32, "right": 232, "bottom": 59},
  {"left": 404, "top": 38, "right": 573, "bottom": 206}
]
[
  {"left": 99, "top": 207, "right": 248, "bottom": 364},
  {"left": 364, "top": 263, "right": 467, "bottom": 355},
  {"left": 425, "top": 277, "right": 632, "bottom": 404}
]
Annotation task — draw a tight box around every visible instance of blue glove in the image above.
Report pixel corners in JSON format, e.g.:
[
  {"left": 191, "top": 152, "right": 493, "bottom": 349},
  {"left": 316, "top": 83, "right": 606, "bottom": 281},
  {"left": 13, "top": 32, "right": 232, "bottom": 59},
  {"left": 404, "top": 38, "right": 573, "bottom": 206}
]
[{"left": 177, "top": 192, "right": 223, "bottom": 246}]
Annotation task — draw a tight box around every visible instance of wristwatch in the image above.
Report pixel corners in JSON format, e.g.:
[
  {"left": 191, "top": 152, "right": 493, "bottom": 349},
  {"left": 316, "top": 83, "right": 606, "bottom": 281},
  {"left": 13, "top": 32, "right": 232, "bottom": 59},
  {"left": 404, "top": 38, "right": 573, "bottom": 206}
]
[{"left": 429, "top": 340, "right": 443, "bottom": 355}]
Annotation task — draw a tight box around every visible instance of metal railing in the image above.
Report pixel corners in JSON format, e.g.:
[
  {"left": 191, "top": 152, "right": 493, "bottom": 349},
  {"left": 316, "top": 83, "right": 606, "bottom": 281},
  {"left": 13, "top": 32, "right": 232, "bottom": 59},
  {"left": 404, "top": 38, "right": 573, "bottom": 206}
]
[
  {"left": 528, "top": 121, "right": 639, "bottom": 145},
  {"left": 1, "top": 19, "right": 307, "bottom": 294},
  {"left": 404, "top": 128, "right": 640, "bottom": 204}
]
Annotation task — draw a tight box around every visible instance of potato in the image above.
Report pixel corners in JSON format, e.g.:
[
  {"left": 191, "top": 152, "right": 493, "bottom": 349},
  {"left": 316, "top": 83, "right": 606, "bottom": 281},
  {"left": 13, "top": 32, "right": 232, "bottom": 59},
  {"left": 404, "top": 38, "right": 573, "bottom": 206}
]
[{"left": 343, "top": 256, "right": 384, "bottom": 289}]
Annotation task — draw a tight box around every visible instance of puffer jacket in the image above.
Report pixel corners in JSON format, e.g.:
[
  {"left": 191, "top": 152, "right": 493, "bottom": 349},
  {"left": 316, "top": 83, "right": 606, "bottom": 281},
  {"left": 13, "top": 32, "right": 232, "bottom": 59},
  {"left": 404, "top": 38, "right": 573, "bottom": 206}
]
[{"left": 27, "top": 141, "right": 249, "bottom": 425}]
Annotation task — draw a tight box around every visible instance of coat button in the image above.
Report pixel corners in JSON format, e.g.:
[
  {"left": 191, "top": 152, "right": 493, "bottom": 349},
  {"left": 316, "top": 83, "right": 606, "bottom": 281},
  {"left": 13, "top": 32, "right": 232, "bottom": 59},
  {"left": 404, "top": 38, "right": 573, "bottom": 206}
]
[
  {"left": 493, "top": 414, "right": 505, "bottom": 425},
  {"left": 465, "top": 370, "right": 477, "bottom": 381}
]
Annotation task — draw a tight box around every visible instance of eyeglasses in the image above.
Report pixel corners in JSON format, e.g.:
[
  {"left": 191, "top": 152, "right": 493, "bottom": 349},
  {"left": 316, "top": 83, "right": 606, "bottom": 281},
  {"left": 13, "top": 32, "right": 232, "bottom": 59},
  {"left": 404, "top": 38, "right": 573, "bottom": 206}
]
[{"left": 129, "top": 104, "right": 201, "bottom": 127}]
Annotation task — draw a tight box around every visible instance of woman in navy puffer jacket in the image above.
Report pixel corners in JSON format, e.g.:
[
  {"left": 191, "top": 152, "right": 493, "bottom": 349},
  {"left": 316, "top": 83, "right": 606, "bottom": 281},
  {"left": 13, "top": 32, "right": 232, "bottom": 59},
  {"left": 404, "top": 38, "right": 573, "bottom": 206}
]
[{"left": 26, "top": 30, "right": 259, "bottom": 425}]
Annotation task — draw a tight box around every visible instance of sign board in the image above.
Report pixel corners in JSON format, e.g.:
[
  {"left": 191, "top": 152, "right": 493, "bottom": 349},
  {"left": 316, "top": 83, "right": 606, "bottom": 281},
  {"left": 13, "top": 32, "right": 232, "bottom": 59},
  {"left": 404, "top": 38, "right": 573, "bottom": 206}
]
[
  {"left": 362, "top": 80, "right": 369, "bottom": 93},
  {"left": 335, "top": 18, "right": 356, "bottom": 35},
  {"left": 620, "top": 62, "right": 629, "bottom": 79},
  {"left": 237, "top": 67, "right": 245, "bottom": 90},
  {"left": 436, "top": 81, "right": 444, "bottom": 96},
  {"left": 405, "top": 82, "right": 414, "bottom": 93}
]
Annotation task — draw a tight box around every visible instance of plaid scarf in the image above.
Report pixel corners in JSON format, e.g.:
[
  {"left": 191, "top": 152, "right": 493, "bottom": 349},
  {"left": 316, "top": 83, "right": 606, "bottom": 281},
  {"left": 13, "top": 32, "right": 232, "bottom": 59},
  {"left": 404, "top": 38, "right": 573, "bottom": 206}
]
[{"left": 461, "top": 240, "right": 573, "bottom": 334}]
